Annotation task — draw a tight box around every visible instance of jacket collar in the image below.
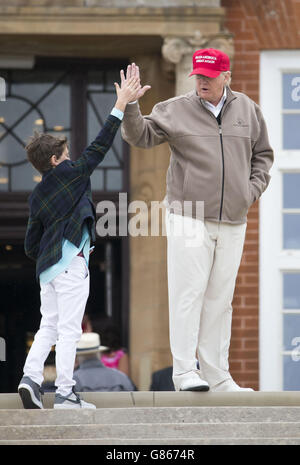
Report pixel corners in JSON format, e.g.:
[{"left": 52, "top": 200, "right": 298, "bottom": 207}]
[{"left": 188, "top": 86, "right": 237, "bottom": 108}]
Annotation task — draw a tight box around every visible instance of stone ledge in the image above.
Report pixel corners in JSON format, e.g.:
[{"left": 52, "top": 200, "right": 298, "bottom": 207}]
[
  {"left": 1, "top": 406, "right": 300, "bottom": 425},
  {"left": 0, "top": 6, "right": 224, "bottom": 17},
  {"left": 1, "top": 391, "right": 300, "bottom": 409},
  {"left": 2, "top": 0, "right": 220, "bottom": 5},
  {"left": 1, "top": 437, "right": 300, "bottom": 445},
  {"left": 1, "top": 421, "right": 300, "bottom": 440},
  {"left": 0, "top": 6, "right": 225, "bottom": 37}
]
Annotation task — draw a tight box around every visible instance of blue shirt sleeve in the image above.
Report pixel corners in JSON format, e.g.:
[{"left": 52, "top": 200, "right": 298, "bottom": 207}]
[{"left": 110, "top": 107, "right": 124, "bottom": 121}]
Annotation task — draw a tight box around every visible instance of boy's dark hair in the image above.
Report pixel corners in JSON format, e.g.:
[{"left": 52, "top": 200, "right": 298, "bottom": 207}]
[{"left": 26, "top": 131, "right": 68, "bottom": 174}]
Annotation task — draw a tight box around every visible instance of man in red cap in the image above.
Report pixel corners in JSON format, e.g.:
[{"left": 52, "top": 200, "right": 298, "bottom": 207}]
[{"left": 121, "top": 49, "right": 273, "bottom": 392}]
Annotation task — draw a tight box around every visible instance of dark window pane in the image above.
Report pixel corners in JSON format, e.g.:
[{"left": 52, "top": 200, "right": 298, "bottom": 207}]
[
  {"left": 90, "top": 169, "right": 104, "bottom": 191},
  {"left": 11, "top": 163, "right": 41, "bottom": 191},
  {"left": 107, "top": 169, "right": 122, "bottom": 191},
  {"left": 0, "top": 165, "right": 8, "bottom": 192},
  {"left": 0, "top": 133, "right": 26, "bottom": 165}
]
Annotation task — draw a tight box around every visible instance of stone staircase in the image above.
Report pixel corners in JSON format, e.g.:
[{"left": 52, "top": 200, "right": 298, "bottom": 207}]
[{"left": 0, "top": 391, "right": 300, "bottom": 444}]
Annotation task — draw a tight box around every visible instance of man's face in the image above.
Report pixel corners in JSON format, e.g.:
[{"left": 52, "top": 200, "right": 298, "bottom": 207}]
[{"left": 195, "top": 73, "right": 228, "bottom": 106}]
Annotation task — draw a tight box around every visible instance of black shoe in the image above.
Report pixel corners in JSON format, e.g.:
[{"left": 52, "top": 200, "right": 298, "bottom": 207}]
[{"left": 18, "top": 376, "right": 44, "bottom": 409}]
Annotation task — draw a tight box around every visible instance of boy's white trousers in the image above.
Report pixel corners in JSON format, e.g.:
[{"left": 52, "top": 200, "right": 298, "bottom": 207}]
[
  {"left": 23, "top": 256, "right": 89, "bottom": 396},
  {"left": 165, "top": 210, "right": 247, "bottom": 391}
]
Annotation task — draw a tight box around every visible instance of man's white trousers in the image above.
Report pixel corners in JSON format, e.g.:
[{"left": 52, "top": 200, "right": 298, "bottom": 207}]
[
  {"left": 165, "top": 210, "right": 247, "bottom": 390},
  {"left": 23, "top": 256, "right": 89, "bottom": 396}
]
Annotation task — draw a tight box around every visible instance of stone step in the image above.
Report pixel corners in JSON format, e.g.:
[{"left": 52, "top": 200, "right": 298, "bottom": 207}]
[
  {"left": 1, "top": 437, "right": 300, "bottom": 445},
  {"left": 1, "top": 406, "right": 300, "bottom": 426},
  {"left": 1, "top": 391, "right": 300, "bottom": 410},
  {"left": 1, "top": 422, "right": 300, "bottom": 441}
]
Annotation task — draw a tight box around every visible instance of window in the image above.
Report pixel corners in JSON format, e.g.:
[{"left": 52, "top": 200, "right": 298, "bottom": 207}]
[
  {"left": 0, "top": 61, "right": 126, "bottom": 192},
  {"left": 282, "top": 73, "right": 300, "bottom": 150},
  {"left": 0, "top": 69, "right": 71, "bottom": 191},
  {"left": 282, "top": 273, "right": 300, "bottom": 390},
  {"left": 87, "top": 69, "right": 123, "bottom": 192},
  {"left": 260, "top": 51, "right": 300, "bottom": 391}
]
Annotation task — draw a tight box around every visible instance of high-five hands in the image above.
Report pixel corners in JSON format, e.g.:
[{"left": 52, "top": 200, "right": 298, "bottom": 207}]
[
  {"left": 120, "top": 63, "right": 151, "bottom": 102},
  {"left": 114, "top": 75, "right": 142, "bottom": 113}
]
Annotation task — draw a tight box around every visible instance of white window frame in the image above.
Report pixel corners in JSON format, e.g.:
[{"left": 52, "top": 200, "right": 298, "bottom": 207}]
[{"left": 260, "top": 51, "right": 300, "bottom": 391}]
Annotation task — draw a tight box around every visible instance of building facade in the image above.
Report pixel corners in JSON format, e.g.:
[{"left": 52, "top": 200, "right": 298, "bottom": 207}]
[
  {"left": 223, "top": 0, "right": 300, "bottom": 391},
  {"left": 0, "top": 0, "right": 299, "bottom": 392}
]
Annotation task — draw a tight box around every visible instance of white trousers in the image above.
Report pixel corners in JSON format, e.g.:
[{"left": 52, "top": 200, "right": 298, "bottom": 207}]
[
  {"left": 23, "top": 256, "right": 90, "bottom": 396},
  {"left": 165, "top": 210, "right": 247, "bottom": 390}
]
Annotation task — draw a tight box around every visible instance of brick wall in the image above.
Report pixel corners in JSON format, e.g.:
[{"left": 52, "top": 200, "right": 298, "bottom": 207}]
[{"left": 222, "top": 0, "right": 300, "bottom": 389}]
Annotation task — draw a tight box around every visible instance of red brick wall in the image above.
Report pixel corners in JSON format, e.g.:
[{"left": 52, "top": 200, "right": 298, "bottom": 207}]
[{"left": 222, "top": 0, "right": 300, "bottom": 389}]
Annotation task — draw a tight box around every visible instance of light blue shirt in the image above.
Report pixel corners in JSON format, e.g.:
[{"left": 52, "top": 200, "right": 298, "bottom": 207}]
[
  {"left": 39, "top": 107, "right": 124, "bottom": 285},
  {"left": 110, "top": 107, "right": 124, "bottom": 121},
  {"left": 39, "top": 224, "right": 91, "bottom": 284}
]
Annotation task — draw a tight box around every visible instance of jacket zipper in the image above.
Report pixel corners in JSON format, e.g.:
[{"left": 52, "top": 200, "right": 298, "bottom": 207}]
[
  {"left": 217, "top": 102, "right": 232, "bottom": 222},
  {"left": 199, "top": 96, "right": 234, "bottom": 222},
  {"left": 218, "top": 123, "right": 225, "bottom": 221}
]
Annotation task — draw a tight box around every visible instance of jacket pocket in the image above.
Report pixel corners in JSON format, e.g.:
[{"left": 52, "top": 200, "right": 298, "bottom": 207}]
[
  {"left": 182, "top": 162, "right": 190, "bottom": 199},
  {"left": 247, "top": 181, "right": 255, "bottom": 207},
  {"left": 166, "top": 157, "right": 186, "bottom": 200}
]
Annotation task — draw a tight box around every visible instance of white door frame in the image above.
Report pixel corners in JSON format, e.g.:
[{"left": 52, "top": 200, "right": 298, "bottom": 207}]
[{"left": 260, "top": 50, "right": 300, "bottom": 390}]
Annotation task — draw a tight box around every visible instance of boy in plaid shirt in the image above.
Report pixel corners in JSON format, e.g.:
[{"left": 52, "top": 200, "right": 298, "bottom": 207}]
[{"left": 18, "top": 75, "right": 141, "bottom": 410}]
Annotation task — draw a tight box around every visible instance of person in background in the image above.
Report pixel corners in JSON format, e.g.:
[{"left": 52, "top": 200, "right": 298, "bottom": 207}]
[
  {"left": 74, "top": 332, "right": 135, "bottom": 392},
  {"left": 149, "top": 366, "right": 175, "bottom": 392},
  {"left": 89, "top": 317, "right": 130, "bottom": 377},
  {"left": 99, "top": 323, "right": 130, "bottom": 377},
  {"left": 82, "top": 313, "right": 93, "bottom": 333}
]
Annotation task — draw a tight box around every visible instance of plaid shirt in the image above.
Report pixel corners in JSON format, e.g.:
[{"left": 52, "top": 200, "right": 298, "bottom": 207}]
[{"left": 24, "top": 114, "right": 121, "bottom": 280}]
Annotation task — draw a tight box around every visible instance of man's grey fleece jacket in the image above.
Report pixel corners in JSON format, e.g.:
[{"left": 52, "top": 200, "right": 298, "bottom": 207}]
[{"left": 121, "top": 87, "right": 274, "bottom": 224}]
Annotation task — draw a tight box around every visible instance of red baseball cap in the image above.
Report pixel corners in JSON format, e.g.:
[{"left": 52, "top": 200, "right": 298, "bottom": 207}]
[{"left": 189, "top": 48, "right": 230, "bottom": 78}]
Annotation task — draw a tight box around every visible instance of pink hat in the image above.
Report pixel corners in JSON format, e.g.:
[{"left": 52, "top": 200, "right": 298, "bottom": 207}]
[{"left": 189, "top": 48, "right": 230, "bottom": 78}]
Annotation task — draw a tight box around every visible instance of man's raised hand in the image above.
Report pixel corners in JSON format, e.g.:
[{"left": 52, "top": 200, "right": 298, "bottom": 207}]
[{"left": 120, "top": 62, "right": 151, "bottom": 102}]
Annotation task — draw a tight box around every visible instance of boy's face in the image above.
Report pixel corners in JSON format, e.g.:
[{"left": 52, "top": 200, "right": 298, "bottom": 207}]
[{"left": 51, "top": 145, "right": 70, "bottom": 167}]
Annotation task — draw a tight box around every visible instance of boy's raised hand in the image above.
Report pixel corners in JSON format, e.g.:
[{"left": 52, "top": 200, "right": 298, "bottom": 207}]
[{"left": 114, "top": 76, "right": 142, "bottom": 112}]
